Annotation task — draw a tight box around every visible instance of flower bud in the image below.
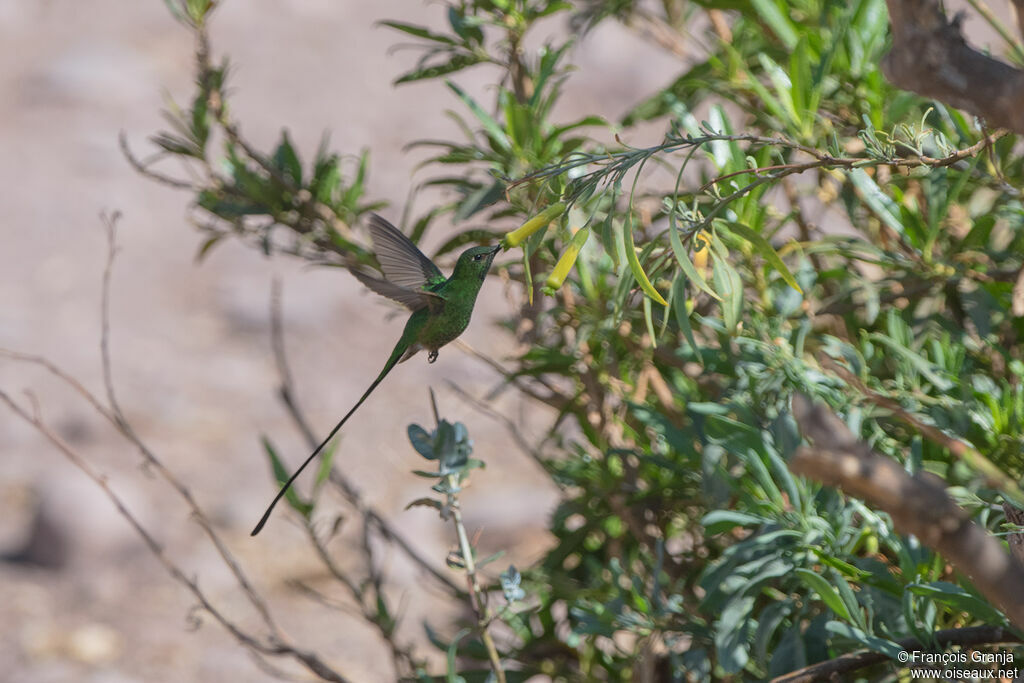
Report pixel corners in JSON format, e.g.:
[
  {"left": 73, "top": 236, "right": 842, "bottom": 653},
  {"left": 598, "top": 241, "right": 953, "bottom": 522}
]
[
  {"left": 501, "top": 202, "right": 567, "bottom": 249},
  {"left": 542, "top": 226, "right": 590, "bottom": 295}
]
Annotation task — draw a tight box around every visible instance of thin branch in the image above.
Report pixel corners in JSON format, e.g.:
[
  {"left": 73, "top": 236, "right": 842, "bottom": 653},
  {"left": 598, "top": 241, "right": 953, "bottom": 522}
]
[
  {"left": 453, "top": 338, "right": 574, "bottom": 413},
  {"left": 270, "top": 278, "right": 316, "bottom": 446},
  {"left": 302, "top": 518, "right": 419, "bottom": 678},
  {"left": 444, "top": 378, "right": 562, "bottom": 488},
  {"left": 119, "top": 131, "right": 199, "bottom": 191},
  {"left": 511, "top": 130, "right": 1006, "bottom": 196},
  {"left": 97, "top": 213, "right": 280, "bottom": 633}
]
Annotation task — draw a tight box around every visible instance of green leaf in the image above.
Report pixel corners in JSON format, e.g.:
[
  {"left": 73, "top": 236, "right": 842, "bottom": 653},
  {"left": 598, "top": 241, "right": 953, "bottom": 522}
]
[
  {"left": 671, "top": 274, "right": 701, "bottom": 360},
  {"left": 150, "top": 132, "right": 200, "bottom": 157},
  {"left": 162, "top": 0, "right": 187, "bottom": 23},
  {"left": 314, "top": 439, "right": 338, "bottom": 489},
  {"left": 261, "top": 436, "right": 313, "bottom": 518},
  {"left": 378, "top": 20, "right": 459, "bottom": 45},
  {"left": 715, "top": 595, "right": 754, "bottom": 674},
  {"left": 849, "top": 168, "right": 904, "bottom": 236},
  {"left": 395, "top": 53, "right": 487, "bottom": 84},
  {"left": 866, "top": 333, "right": 953, "bottom": 390},
  {"left": 825, "top": 621, "right": 903, "bottom": 660},
  {"left": 447, "top": 6, "right": 484, "bottom": 44},
  {"left": 446, "top": 80, "right": 510, "bottom": 152},
  {"left": 642, "top": 296, "right": 657, "bottom": 348},
  {"left": 454, "top": 180, "right": 505, "bottom": 221},
  {"left": 769, "top": 623, "right": 808, "bottom": 677},
  {"left": 408, "top": 424, "right": 436, "bottom": 460},
  {"left": 623, "top": 215, "right": 667, "bottom": 306},
  {"left": 795, "top": 568, "right": 852, "bottom": 621},
  {"left": 530, "top": 41, "right": 574, "bottom": 109},
  {"left": 757, "top": 52, "right": 799, "bottom": 128},
  {"left": 736, "top": 441, "right": 785, "bottom": 509},
  {"left": 710, "top": 246, "right": 743, "bottom": 333},
  {"left": 750, "top": 0, "right": 798, "bottom": 49},
  {"left": 907, "top": 582, "right": 1007, "bottom": 626},
  {"left": 340, "top": 149, "right": 370, "bottom": 210},
  {"left": 446, "top": 627, "right": 472, "bottom": 683},
  {"left": 186, "top": 0, "right": 211, "bottom": 23},
  {"left": 405, "top": 497, "right": 443, "bottom": 511},
  {"left": 432, "top": 228, "right": 504, "bottom": 259},
  {"left": 723, "top": 45, "right": 790, "bottom": 125},
  {"left": 669, "top": 223, "right": 719, "bottom": 300},
  {"left": 195, "top": 233, "right": 225, "bottom": 263},
  {"left": 754, "top": 601, "right": 793, "bottom": 667},
  {"left": 702, "top": 510, "right": 769, "bottom": 534},
  {"left": 721, "top": 221, "right": 802, "bottom": 293},
  {"left": 272, "top": 131, "right": 302, "bottom": 186}
]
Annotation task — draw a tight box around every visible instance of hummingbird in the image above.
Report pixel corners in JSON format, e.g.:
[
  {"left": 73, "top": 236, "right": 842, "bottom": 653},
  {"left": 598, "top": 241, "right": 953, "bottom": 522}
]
[{"left": 251, "top": 214, "right": 501, "bottom": 535}]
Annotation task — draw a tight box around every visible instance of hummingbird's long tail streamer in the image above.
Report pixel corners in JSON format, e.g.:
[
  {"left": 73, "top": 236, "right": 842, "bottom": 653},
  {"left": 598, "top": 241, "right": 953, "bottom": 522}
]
[{"left": 251, "top": 342, "right": 405, "bottom": 536}]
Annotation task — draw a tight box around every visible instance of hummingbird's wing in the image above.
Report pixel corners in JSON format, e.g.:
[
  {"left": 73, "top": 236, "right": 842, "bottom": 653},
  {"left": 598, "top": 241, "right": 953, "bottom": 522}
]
[
  {"left": 351, "top": 268, "right": 445, "bottom": 313},
  {"left": 367, "top": 214, "right": 445, "bottom": 290}
]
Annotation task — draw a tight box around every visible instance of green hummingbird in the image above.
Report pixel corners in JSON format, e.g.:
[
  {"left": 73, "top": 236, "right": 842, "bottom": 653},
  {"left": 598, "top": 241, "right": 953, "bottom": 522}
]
[{"left": 252, "top": 214, "right": 501, "bottom": 535}]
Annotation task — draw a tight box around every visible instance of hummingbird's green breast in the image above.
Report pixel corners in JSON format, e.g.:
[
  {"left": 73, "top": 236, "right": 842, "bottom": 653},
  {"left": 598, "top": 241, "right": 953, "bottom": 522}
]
[{"left": 415, "top": 284, "right": 479, "bottom": 351}]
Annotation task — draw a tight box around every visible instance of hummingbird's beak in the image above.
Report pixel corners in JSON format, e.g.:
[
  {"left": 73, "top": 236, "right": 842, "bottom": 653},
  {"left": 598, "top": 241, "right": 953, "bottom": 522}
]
[{"left": 488, "top": 245, "right": 501, "bottom": 254}]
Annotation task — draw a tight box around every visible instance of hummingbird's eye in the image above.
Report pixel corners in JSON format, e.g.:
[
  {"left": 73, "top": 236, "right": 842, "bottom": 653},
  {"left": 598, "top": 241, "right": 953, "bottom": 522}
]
[{"left": 473, "top": 254, "right": 483, "bottom": 261}]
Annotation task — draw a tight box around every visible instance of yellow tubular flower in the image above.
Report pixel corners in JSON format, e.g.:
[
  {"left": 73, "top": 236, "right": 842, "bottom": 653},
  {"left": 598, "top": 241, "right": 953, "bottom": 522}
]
[
  {"left": 693, "top": 231, "right": 709, "bottom": 279},
  {"left": 543, "top": 226, "right": 590, "bottom": 295},
  {"left": 501, "top": 202, "right": 567, "bottom": 249}
]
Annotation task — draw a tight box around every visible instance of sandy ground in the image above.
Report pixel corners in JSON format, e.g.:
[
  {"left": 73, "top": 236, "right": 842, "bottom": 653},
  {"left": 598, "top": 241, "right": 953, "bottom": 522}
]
[{"left": 0, "top": 2, "right": 685, "bottom": 681}]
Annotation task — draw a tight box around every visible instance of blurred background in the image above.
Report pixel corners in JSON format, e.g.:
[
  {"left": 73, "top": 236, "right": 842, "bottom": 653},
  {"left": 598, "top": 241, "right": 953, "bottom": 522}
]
[{"left": 0, "top": 1, "right": 680, "bottom": 680}]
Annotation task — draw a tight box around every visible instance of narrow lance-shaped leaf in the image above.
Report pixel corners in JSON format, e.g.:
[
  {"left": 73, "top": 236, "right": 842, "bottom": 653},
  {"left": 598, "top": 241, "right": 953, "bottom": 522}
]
[
  {"left": 671, "top": 274, "right": 701, "bottom": 362},
  {"left": 794, "top": 568, "right": 853, "bottom": 621},
  {"left": 643, "top": 296, "right": 657, "bottom": 349},
  {"left": 850, "top": 168, "right": 905, "bottom": 236},
  {"left": 825, "top": 622, "right": 904, "bottom": 660},
  {"left": 314, "top": 439, "right": 339, "bottom": 489},
  {"left": 710, "top": 244, "right": 743, "bottom": 333},
  {"left": 395, "top": 53, "right": 487, "bottom": 85},
  {"left": 624, "top": 214, "right": 667, "bottom": 306},
  {"left": 750, "top": 0, "right": 799, "bottom": 49},
  {"left": 261, "top": 436, "right": 313, "bottom": 518},
  {"left": 446, "top": 80, "right": 511, "bottom": 152},
  {"left": 378, "top": 20, "right": 459, "bottom": 45},
  {"left": 669, "top": 218, "right": 720, "bottom": 300},
  {"left": 722, "top": 221, "right": 802, "bottom": 293}
]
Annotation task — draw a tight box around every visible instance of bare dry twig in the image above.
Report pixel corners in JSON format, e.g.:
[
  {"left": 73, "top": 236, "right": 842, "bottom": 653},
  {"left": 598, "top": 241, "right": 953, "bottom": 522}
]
[
  {"left": 0, "top": 389, "right": 352, "bottom": 683},
  {"left": 98, "top": 213, "right": 279, "bottom": 631},
  {"left": 1, "top": 217, "right": 358, "bottom": 682}
]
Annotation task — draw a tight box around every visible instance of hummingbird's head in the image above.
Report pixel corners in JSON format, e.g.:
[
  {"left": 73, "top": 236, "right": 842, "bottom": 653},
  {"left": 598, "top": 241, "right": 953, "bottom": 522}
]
[{"left": 453, "top": 244, "right": 501, "bottom": 281}]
